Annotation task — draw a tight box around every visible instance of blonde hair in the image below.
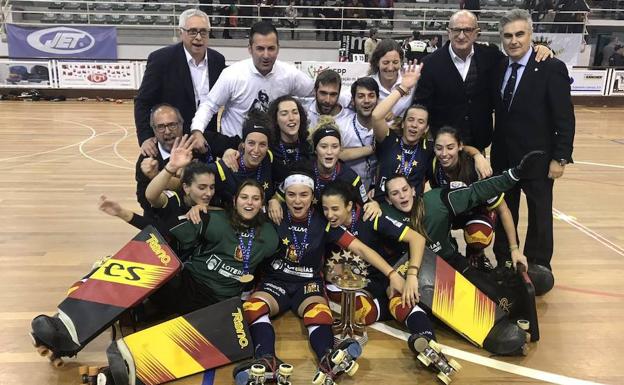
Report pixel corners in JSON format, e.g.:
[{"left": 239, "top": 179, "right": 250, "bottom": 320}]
[{"left": 308, "top": 115, "right": 340, "bottom": 146}]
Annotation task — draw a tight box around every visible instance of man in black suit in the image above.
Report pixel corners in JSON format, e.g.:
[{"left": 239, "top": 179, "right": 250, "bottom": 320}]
[
  {"left": 491, "top": 9, "right": 575, "bottom": 272},
  {"left": 135, "top": 9, "right": 226, "bottom": 158},
  {"left": 413, "top": 11, "right": 551, "bottom": 160}
]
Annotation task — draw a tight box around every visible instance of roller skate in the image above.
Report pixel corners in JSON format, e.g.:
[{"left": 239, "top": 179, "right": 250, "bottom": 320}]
[
  {"left": 233, "top": 354, "right": 294, "bottom": 385},
  {"left": 408, "top": 334, "right": 461, "bottom": 384},
  {"left": 312, "top": 338, "right": 362, "bottom": 385},
  {"left": 30, "top": 314, "right": 80, "bottom": 367}
]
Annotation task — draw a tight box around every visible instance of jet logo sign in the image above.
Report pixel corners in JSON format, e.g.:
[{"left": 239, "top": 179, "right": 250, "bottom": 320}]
[{"left": 26, "top": 27, "right": 95, "bottom": 54}]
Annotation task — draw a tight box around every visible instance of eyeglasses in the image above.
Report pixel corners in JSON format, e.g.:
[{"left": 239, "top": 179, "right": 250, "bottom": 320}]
[
  {"left": 180, "top": 28, "right": 209, "bottom": 38},
  {"left": 154, "top": 122, "right": 180, "bottom": 132},
  {"left": 449, "top": 27, "right": 478, "bottom": 36}
]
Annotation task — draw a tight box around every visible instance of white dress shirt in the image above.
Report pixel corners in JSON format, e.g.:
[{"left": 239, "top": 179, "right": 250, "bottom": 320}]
[{"left": 191, "top": 58, "right": 314, "bottom": 137}]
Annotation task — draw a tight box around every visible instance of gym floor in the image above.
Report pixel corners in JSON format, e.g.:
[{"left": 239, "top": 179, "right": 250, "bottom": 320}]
[{"left": 0, "top": 101, "right": 622, "bottom": 385}]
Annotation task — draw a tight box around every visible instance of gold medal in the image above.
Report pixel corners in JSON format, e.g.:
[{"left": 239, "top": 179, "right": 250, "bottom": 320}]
[{"left": 239, "top": 273, "right": 254, "bottom": 283}]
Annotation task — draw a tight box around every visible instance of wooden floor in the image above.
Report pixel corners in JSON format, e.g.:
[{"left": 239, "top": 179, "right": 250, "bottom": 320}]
[{"left": 0, "top": 101, "right": 623, "bottom": 385}]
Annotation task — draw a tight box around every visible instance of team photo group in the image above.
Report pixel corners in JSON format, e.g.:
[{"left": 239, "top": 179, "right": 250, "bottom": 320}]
[{"left": 30, "top": 6, "right": 574, "bottom": 385}]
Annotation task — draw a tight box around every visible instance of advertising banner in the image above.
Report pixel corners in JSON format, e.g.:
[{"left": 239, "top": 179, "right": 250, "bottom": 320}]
[
  {"left": 533, "top": 33, "right": 583, "bottom": 67},
  {"left": 569, "top": 68, "right": 608, "bottom": 96},
  {"left": 0, "top": 60, "right": 53, "bottom": 88},
  {"left": 57, "top": 61, "right": 136, "bottom": 89},
  {"left": 6, "top": 24, "right": 117, "bottom": 60},
  {"left": 608, "top": 70, "right": 624, "bottom": 96},
  {"left": 299, "top": 61, "right": 370, "bottom": 88}
]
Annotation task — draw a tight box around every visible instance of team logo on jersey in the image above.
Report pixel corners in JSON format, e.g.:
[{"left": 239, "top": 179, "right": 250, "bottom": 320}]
[
  {"left": 271, "top": 259, "right": 284, "bottom": 271},
  {"left": 206, "top": 255, "right": 222, "bottom": 271},
  {"left": 286, "top": 244, "right": 298, "bottom": 263},
  {"left": 234, "top": 246, "right": 243, "bottom": 262},
  {"left": 304, "top": 282, "right": 320, "bottom": 295}
]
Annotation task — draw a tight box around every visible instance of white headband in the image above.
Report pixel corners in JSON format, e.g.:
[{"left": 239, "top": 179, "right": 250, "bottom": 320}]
[{"left": 283, "top": 174, "right": 315, "bottom": 191}]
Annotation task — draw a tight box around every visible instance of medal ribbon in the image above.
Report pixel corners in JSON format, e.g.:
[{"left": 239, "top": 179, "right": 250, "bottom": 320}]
[
  {"left": 239, "top": 156, "right": 262, "bottom": 182},
  {"left": 279, "top": 142, "right": 300, "bottom": 164},
  {"left": 399, "top": 139, "right": 419, "bottom": 176},
  {"left": 314, "top": 162, "right": 338, "bottom": 197},
  {"left": 237, "top": 228, "right": 255, "bottom": 275},
  {"left": 285, "top": 209, "right": 312, "bottom": 262}
]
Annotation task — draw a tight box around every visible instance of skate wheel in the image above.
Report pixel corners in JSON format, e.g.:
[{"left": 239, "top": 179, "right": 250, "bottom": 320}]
[
  {"left": 250, "top": 364, "right": 266, "bottom": 377},
  {"left": 331, "top": 349, "right": 346, "bottom": 365},
  {"left": 517, "top": 319, "right": 530, "bottom": 331},
  {"left": 36, "top": 345, "right": 49, "bottom": 357},
  {"left": 51, "top": 356, "right": 64, "bottom": 368},
  {"left": 412, "top": 336, "right": 429, "bottom": 353},
  {"left": 345, "top": 360, "right": 359, "bottom": 376},
  {"left": 437, "top": 372, "right": 452, "bottom": 385},
  {"left": 448, "top": 359, "right": 462, "bottom": 372},
  {"left": 429, "top": 339, "right": 442, "bottom": 354},
  {"left": 278, "top": 363, "right": 293, "bottom": 376},
  {"left": 312, "top": 371, "right": 327, "bottom": 385},
  {"left": 417, "top": 353, "right": 432, "bottom": 367}
]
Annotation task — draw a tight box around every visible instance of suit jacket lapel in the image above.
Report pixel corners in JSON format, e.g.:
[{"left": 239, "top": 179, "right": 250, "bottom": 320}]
[
  {"left": 175, "top": 43, "right": 196, "bottom": 108},
  {"left": 207, "top": 49, "right": 218, "bottom": 89},
  {"left": 495, "top": 58, "right": 507, "bottom": 111}
]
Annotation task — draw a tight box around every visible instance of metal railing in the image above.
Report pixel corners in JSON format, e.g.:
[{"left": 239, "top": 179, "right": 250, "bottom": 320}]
[{"left": 1, "top": 0, "right": 590, "bottom": 38}]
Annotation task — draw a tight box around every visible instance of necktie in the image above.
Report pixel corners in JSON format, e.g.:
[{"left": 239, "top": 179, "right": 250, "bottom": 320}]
[{"left": 502, "top": 62, "right": 521, "bottom": 111}]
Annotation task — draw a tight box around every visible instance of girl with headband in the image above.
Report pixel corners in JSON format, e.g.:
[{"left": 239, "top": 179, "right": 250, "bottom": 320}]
[{"left": 235, "top": 167, "right": 399, "bottom": 385}]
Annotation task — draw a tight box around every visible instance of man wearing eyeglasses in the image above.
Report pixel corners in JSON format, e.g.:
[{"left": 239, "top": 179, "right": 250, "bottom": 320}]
[
  {"left": 135, "top": 103, "right": 238, "bottom": 217},
  {"left": 413, "top": 10, "right": 551, "bottom": 159},
  {"left": 135, "top": 9, "right": 226, "bottom": 158},
  {"left": 135, "top": 104, "right": 185, "bottom": 216}
]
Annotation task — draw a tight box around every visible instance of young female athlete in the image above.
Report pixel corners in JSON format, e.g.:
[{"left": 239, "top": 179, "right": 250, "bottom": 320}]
[
  {"left": 98, "top": 135, "right": 216, "bottom": 258},
  {"left": 268, "top": 117, "right": 380, "bottom": 224},
  {"left": 371, "top": 63, "right": 491, "bottom": 199},
  {"left": 235, "top": 168, "right": 403, "bottom": 385},
  {"left": 268, "top": 95, "right": 314, "bottom": 185},
  {"left": 154, "top": 179, "right": 278, "bottom": 316},
  {"left": 207, "top": 112, "right": 275, "bottom": 207},
  {"left": 429, "top": 126, "right": 528, "bottom": 270},
  {"left": 320, "top": 181, "right": 437, "bottom": 347}
]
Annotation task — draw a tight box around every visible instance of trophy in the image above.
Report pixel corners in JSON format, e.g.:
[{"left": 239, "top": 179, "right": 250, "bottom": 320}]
[{"left": 327, "top": 250, "right": 369, "bottom": 347}]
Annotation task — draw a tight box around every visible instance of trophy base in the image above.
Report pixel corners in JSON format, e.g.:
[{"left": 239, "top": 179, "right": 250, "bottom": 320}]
[{"left": 334, "top": 331, "right": 368, "bottom": 347}]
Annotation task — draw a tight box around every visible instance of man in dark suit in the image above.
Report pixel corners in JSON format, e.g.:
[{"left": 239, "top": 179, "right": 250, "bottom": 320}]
[
  {"left": 413, "top": 10, "right": 500, "bottom": 154},
  {"left": 491, "top": 9, "right": 575, "bottom": 272},
  {"left": 135, "top": 9, "right": 226, "bottom": 158},
  {"left": 413, "top": 10, "right": 551, "bottom": 158}
]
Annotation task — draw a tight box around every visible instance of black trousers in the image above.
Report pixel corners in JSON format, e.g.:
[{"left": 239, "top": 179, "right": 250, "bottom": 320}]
[{"left": 493, "top": 177, "right": 554, "bottom": 270}]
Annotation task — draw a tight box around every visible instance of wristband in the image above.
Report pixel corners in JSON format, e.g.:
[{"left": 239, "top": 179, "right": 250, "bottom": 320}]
[
  {"left": 407, "top": 265, "right": 420, "bottom": 272},
  {"left": 407, "top": 272, "right": 418, "bottom": 276},
  {"left": 395, "top": 85, "right": 408, "bottom": 97},
  {"left": 387, "top": 269, "right": 397, "bottom": 278},
  {"left": 164, "top": 166, "right": 176, "bottom": 176},
  {"left": 509, "top": 244, "right": 519, "bottom": 252}
]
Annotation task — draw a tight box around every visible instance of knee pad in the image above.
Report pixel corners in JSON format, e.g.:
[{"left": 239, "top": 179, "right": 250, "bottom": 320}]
[
  {"left": 303, "top": 303, "right": 333, "bottom": 327},
  {"left": 464, "top": 215, "right": 495, "bottom": 250},
  {"left": 243, "top": 298, "right": 270, "bottom": 325},
  {"left": 355, "top": 294, "right": 378, "bottom": 325},
  {"left": 389, "top": 295, "right": 413, "bottom": 323}
]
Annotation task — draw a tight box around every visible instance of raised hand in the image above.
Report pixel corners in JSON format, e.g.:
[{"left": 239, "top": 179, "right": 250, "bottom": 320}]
[
  {"left": 400, "top": 62, "right": 423, "bottom": 90},
  {"left": 168, "top": 134, "right": 195, "bottom": 171}
]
